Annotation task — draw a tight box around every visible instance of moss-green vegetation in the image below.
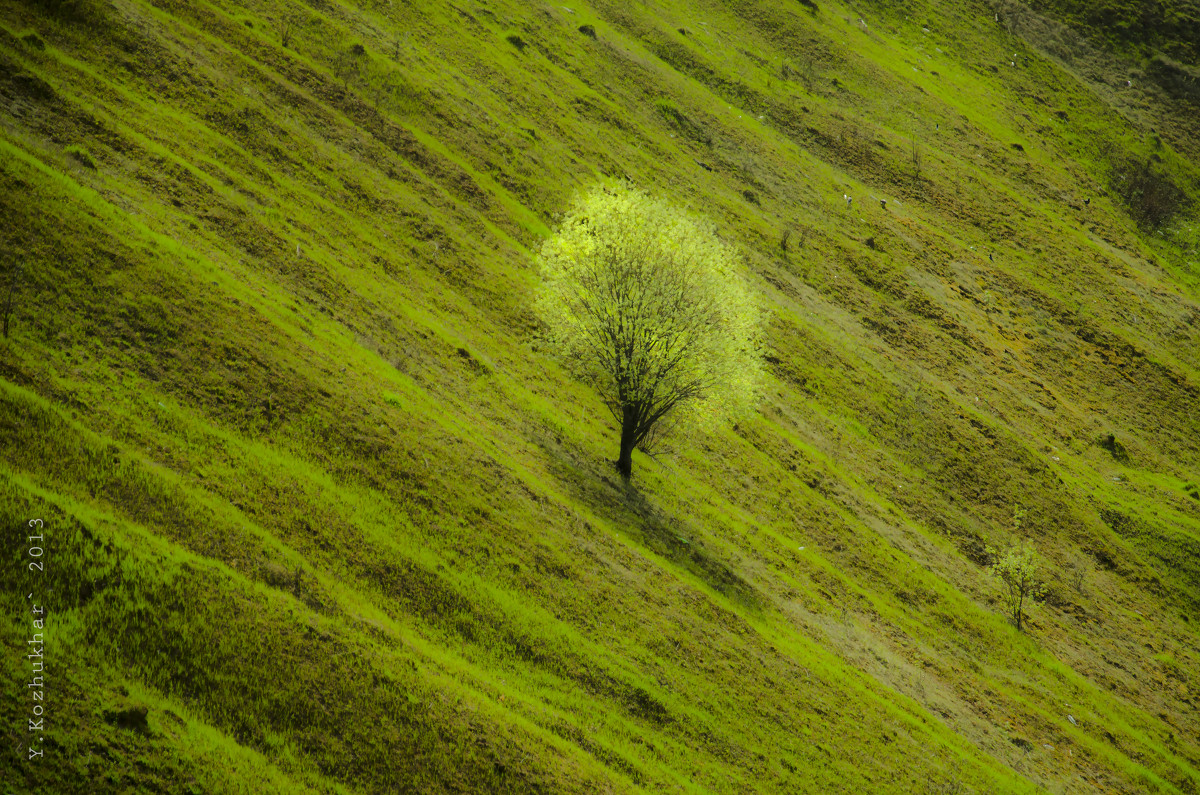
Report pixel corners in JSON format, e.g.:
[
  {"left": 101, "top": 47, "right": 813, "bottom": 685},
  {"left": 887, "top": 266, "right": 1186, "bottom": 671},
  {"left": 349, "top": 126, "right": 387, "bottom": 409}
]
[{"left": 1, "top": 0, "right": 1198, "bottom": 791}]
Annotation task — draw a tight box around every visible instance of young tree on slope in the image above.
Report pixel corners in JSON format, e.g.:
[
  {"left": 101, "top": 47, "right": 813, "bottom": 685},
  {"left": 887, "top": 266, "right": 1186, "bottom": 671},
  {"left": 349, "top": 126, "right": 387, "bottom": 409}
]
[
  {"left": 536, "top": 182, "right": 763, "bottom": 480},
  {"left": 988, "top": 509, "right": 1045, "bottom": 631}
]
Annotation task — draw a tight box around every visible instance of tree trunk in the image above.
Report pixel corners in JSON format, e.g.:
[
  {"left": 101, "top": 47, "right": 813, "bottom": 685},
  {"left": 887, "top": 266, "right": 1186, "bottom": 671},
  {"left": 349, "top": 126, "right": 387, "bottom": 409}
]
[{"left": 616, "top": 404, "right": 638, "bottom": 480}]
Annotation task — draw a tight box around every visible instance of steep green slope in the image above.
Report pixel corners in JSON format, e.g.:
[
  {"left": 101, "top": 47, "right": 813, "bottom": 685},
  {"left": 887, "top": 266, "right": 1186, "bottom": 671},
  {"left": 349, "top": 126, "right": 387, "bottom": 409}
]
[{"left": 1, "top": 0, "right": 1197, "bottom": 792}]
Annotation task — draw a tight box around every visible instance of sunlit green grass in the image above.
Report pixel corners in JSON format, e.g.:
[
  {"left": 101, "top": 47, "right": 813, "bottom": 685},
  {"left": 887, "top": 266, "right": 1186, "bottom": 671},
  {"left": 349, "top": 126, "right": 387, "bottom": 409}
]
[{"left": 2, "top": 0, "right": 1199, "bottom": 791}]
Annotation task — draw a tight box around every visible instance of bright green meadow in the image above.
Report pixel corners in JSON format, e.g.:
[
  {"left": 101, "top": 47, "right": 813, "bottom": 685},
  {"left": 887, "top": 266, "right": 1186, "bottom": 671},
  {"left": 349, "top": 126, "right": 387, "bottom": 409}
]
[{"left": 1, "top": 0, "right": 1199, "bottom": 791}]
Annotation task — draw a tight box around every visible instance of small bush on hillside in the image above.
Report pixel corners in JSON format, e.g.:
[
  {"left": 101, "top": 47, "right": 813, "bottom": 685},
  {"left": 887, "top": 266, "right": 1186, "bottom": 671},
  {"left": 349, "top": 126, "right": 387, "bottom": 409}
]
[
  {"left": 1068, "top": 554, "right": 1089, "bottom": 593},
  {"left": 332, "top": 46, "right": 363, "bottom": 91},
  {"left": 987, "top": 522, "right": 1045, "bottom": 632},
  {"left": 655, "top": 100, "right": 712, "bottom": 147},
  {"left": 275, "top": 15, "right": 301, "bottom": 49},
  {"left": 780, "top": 55, "right": 818, "bottom": 91},
  {"left": 18, "top": 30, "right": 46, "bottom": 51},
  {"left": 65, "top": 144, "right": 96, "bottom": 169},
  {"left": 1147, "top": 55, "right": 1200, "bottom": 105},
  {"left": 535, "top": 181, "right": 763, "bottom": 479},
  {"left": 1098, "top": 432, "right": 1130, "bottom": 463},
  {"left": 1110, "top": 157, "right": 1188, "bottom": 230}
]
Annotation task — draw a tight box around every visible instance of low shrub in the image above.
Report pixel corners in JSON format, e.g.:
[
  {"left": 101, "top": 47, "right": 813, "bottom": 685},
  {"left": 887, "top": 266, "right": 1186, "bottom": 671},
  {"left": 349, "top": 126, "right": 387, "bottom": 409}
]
[
  {"left": 1109, "top": 157, "right": 1187, "bottom": 229},
  {"left": 65, "top": 144, "right": 96, "bottom": 169}
]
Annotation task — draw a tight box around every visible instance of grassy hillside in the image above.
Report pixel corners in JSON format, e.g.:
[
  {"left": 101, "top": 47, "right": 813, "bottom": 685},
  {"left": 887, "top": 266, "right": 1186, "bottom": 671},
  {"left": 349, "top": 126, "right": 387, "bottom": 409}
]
[{"left": 1, "top": 0, "right": 1198, "bottom": 791}]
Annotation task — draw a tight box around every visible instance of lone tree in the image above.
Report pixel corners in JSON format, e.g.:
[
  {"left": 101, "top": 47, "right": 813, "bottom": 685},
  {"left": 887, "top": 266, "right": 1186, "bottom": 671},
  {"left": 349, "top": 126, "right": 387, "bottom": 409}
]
[
  {"left": 987, "top": 510, "right": 1045, "bottom": 631},
  {"left": 536, "top": 182, "right": 762, "bottom": 480}
]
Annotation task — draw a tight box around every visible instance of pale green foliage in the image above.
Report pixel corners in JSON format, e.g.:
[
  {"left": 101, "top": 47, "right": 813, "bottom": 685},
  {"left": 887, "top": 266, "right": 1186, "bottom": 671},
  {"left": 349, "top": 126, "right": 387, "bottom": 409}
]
[
  {"left": 987, "top": 531, "right": 1045, "bottom": 631},
  {"left": 535, "top": 181, "right": 762, "bottom": 476},
  {"left": 1011, "top": 506, "right": 1026, "bottom": 533}
]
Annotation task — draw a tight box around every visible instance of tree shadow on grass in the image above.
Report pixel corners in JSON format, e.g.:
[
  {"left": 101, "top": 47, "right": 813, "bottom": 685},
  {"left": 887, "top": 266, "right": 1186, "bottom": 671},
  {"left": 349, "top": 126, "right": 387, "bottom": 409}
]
[{"left": 534, "top": 425, "right": 763, "bottom": 612}]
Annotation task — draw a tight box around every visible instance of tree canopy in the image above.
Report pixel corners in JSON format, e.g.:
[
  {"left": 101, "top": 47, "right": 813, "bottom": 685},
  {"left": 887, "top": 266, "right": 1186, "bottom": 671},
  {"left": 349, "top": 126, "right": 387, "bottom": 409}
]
[{"left": 536, "top": 182, "right": 763, "bottom": 479}]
